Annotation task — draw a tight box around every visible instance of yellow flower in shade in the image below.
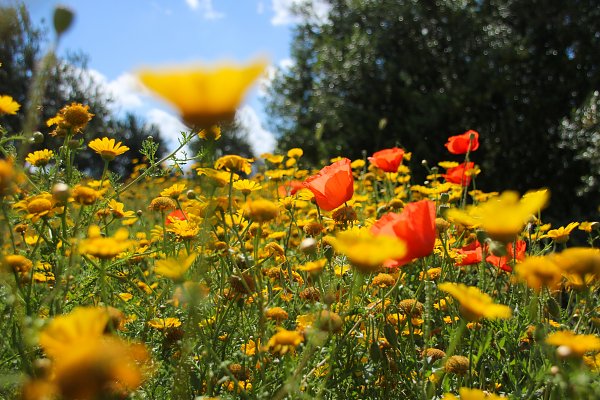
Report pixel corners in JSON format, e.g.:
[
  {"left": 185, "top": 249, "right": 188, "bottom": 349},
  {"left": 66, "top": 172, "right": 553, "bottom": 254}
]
[
  {"left": 447, "top": 189, "right": 549, "bottom": 243},
  {"left": 215, "top": 154, "right": 254, "bottom": 175},
  {"left": 0, "top": 158, "right": 16, "bottom": 197},
  {"left": 198, "top": 125, "right": 221, "bottom": 140},
  {"left": 546, "top": 331, "right": 600, "bottom": 357},
  {"left": 60, "top": 102, "right": 94, "bottom": 130},
  {"left": 25, "top": 149, "right": 54, "bottom": 167},
  {"left": 160, "top": 183, "right": 187, "bottom": 199},
  {"left": 89, "top": 137, "right": 130, "bottom": 161},
  {"left": 541, "top": 222, "right": 579, "bottom": 243},
  {"left": 148, "top": 196, "right": 177, "bottom": 212},
  {"left": 72, "top": 185, "right": 103, "bottom": 205},
  {"left": 2, "top": 254, "right": 33, "bottom": 274},
  {"left": 515, "top": 256, "right": 563, "bottom": 293},
  {"left": 438, "top": 282, "right": 512, "bottom": 321},
  {"left": 443, "top": 388, "right": 506, "bottom": 400},
  {"left": 241, "top": 339, "right": 260, "bottom": 356},
  {"left": 137, "top": 59, "right": 267, "bottom": 127},
  {"left": 154, "top": 252, "right": 196, "bottom": 281},
  {"left": 266, "top": 328, "right": 304, "bottom": 356},
  {"left": 233, "top": 179, "right": 262, "bottom": 196},
  {"left": 265, "top": 307, "right": 289, "bottom": 323},
  {"left": 147, "top": 317, "right": 182, "bottom": 330},
  {"left": 0, "top": 95, "right": 20, "bottom": 114},
  {"left": 552, "top": 247, "right": 600, "bottom": 278},
  {"left": 79, "top": 226, "right": 133, "bottom": 259},
  {"left": 328, "top": 229, "right": 406, "bottom": 273},
  {"left": 243, "top": 198, "right": 279, "bottom": 223}
]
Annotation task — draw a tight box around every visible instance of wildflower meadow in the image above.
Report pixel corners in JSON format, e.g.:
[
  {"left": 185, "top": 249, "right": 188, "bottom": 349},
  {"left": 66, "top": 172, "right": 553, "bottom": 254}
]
[{"left": 1, "top": 5, "right": 599, "bottom": 400}]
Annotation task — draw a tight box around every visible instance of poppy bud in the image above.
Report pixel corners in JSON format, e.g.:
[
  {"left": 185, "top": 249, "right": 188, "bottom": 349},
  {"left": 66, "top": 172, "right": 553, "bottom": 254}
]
[
  {"left": 32, "top": 131, "right": 44, "bottom": 144},
  {"left": 53, "top": 5, "right": 74, "bottom": 36}
]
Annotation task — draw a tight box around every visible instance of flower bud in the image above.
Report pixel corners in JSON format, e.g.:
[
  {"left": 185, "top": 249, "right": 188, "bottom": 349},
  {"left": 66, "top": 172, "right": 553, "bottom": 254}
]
[
  {"left": 53, "top": 5, "right": 74, "bottom": 36},
  {"left": 299, "top": 238, "right": 317, "bottom": 254},
  {"left": 52, "top": 182, "right": 70, "bottom": 203},
  {"left": 32, "top": 131, "right": 44, "bottom": 144},
  {"left": 186, "top": 190, "right": 196, "bottom": 199}
]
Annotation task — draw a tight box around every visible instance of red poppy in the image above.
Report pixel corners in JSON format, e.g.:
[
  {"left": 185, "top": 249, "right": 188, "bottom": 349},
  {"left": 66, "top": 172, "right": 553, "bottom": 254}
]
[
  {"left": 278, "top": 180, "right": 304, "bottom": 197},
  {"left": 368, "top": 147, "right": 405, "bottom": 172},
  {"left": 486, "top": 240, "right": 526, "bottom": 272},
  {"left": 443, "top": 162, "right": 475, "bottom": 187},
  {"left": 456, "top": 241, "right": 483, "bottom": 266},
  {"left": 303, "top": 158, "right": 354, "bottom": 211},
  {"left": 445, "top": 129, "right": 480, "bottom": 154},
  {"left": 371, "top": 200, "right": 436, "bottom": 267},
  {"left": 166, "top": 209, "right": 187, "bottom": 225}
]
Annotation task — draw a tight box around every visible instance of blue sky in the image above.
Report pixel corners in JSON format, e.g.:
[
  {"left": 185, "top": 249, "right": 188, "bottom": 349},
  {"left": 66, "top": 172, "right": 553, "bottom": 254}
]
[{"left": 23, "top": 0, "right": 330, "bottom": 155}]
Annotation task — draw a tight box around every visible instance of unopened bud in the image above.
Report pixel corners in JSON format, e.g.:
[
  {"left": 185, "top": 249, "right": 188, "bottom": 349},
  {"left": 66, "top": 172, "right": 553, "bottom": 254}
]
[
  {"left": 550, "top": 365, "right": 560, "bottom": 375},
  {"left": 67, "top": 139, "right": 80, "bottom": 149},
  {"left": 186, "top": 190, "right": 196, "bottom": 199},
  {"left": 488, "top": 240, "right": 508, "bottom": 257},
  {"left": 52, "top": 182, "right": 70, "bottom": 203},
  {"left": 32, "top": 131, "right": 44, "bottom": 144},
  {"left": 53, "top": 5, "right": 74, "bottom": 36},
  {"left": 299, "top": 238, "right": 317, "bottom": 254},
  {"left": 421, "top": 160, "right": 428, "bottom": 167},
  {"left": 556, "top": 345, "right": 572, "bottom": 358},
  {"left": 439, "top": 192, "right": 450, "bottom": 204}
]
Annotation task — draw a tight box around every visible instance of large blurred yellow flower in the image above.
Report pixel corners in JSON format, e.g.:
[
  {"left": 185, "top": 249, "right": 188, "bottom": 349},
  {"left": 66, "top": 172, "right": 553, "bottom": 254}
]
[
  {"left": 137, "top": 59, "right": 267, "bottom": 127},
  {"left": 443, "top": 388, "right": 506, "bottom": 400},
  {"left": 154, "top": 252, "right": 196, "bottom": 281},
  {"left": 447, "top": 189, "right": 549, "bottom": 243},
  {"left": 546, "top": 331, "right": 600, "bottom": 357},
  {"left": 79, "top": 226, "right": 133, "bottom": 259},
  {"left": 328, "top": 228, "right": 406, "bottom": 273},
  {"left": 439, "top": 282, "right": 512, "bottom": 321}
]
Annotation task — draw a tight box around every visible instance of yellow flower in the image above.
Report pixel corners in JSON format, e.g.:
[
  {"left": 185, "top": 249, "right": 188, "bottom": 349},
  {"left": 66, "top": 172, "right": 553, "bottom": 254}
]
[
  {"left": 552, "top": 247, "right": 600, "bottom": 278},
  {"left": 60, "top": 102, "right": 94, "bottom": 130},
  {"left": 137, "top": 59, "right": 267, "bottom": 127},
  {"left": 265, "top": 307, "right": 289, "bottom": 322},
  {"left": 215, "top": 154, "right": 253, "bottom": 174},
  {"left": 0, "top": 95, "right": 20, "bottom": 114},
  {"left": 88, "top": 137, "right": 130, "bottom": 161},
  {"left": 328, "top": 229, "right": 406, "bottom": 273},
  {"left": 14, "top": 192, "right": 63, "bottom": 222},
  {"left": 447, "top": 190, "right": 549, "bottom": 243},
  {"left": 541, "top": 222, "right": 579, "bottom": 243},
  {"left": 579, "top": 221, "right": 598, "bottom": 233},
  {"left": 154, "top": 252, "right": 196, "bottom": 281},
  {"left": 266, "top": 328, "right": 304, "bottom": 356},
  {"left": 25, "top": 149, "right": 54, "bottom": 167},
  {"left": 243, "top": 198, "right": 279, "bottom": 223},
  {"left": 546, "top": 331, "right": 600, "bottom": 357},
  {"left": 148, "top": 317, "right": 182, "bottom": 330},
  {"left": 148, "top": 196, "right": 177, "bottom": 212},
  {"left": 287, "top": 148, "right": 303, "bottom": 159},
  {"left": 167, "top": 215, "right": 201, "bottom": 240},
  {"left": 233, "top": 179, "right": 262, "bottom": 196},
  {"left": 160, "top": 183, "right": 187, "bottom": 199},
  {"left": 297, "top": 259, "right": 327, "bottom": 275},
  {"left": 197, "top": 167, "right": 237, "bottom": 187},
  {"left": 0, "top": 158, "right": 16, "bottom": 197},
  {"left": 438, "top": 282, "right": 512, "bottom": 321},
  {"left": 198, "top": 125, "right": 221, "bottom": 140},
  {"left": 79, "top": 226, "right": 133, "bottom": 259},
  {"left": 443, "top": 388, "right": 506, "bottom": 400},
  {"left": 72, "top": 184, "right": 103, "bottom": 205},
  {"left": 515, "top": 256, "right": 563, "bottom": 293}
]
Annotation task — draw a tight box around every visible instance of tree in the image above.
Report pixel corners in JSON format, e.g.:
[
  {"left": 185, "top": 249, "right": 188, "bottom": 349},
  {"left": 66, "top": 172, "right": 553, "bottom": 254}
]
[
  {"left": 0, "top": 4, "right": 166, "bottom": 178},
  {"left": 267, "top": 0, "right": 600, "bottom": 221}
]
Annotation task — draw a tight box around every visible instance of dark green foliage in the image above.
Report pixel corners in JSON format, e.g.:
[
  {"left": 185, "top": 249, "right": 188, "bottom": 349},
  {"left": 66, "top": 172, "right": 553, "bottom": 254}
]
[{"left": 267, "top": 0, "right": 600, "bottom": 221}]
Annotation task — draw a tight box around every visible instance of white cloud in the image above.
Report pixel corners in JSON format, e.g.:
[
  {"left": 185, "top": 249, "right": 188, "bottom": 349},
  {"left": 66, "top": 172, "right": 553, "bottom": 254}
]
[
  {"left": 236, "top": 105, "right": 276, "bottom": 155},
  {"left": 257, "top": 58, "right": 294, "bottom": 98},
  {"left": 271, "top": 0, "right": 330, "bottom": 26},
  {"left": 185, "top": 0, "right": 224, "bottom": 19}
]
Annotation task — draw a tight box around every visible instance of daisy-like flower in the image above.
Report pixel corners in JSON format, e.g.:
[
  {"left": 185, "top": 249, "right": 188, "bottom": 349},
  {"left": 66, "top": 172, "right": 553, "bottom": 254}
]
[
  {"left": 147, "top": 317, "right": 183, "bottom": 330},
  {"left": 197, "top": 167, "right": 238, "bottom": 187},
  {"left": 137, "top": 59, "right": 267, "bottom": 127},
  {"left": 14, "top": 192, "right": 63, "bottom": 222},
  {"left": 438, "top": 282, "right": 512, "bottom": 321},
  {"left": 265, "top": 328, "right": 304, "bottom": 356},
  {"left": 154, "top": 252, "right": 196, "bottom": 281},
  {"left": 0, "top": 158, "right": 17, "bottom": 197},
  {"left": 443, "top": 388, "right": 505, "bottom": 400},
  {"left": 0, "top": 95, "right": 20, "bottom": 115},
  {"left": 25, "top": 149, "right": 54, "bottom": 167},
  {"left": 166, "top": 216, "right": 201, "bottom": 241},
  {"left": 515, "top": 256, "right": 563, "bottom": 293},
  {"left": 546, "top": 331, "right": 600, "bottom": 357},
  {"left": 79, "top": 226, "right": 133, "bottom": 259},
  {"left": 160, "top": 183, "right": 187, "bottom": 199},
  {"left": 243, "top": 198, "right": 279, "bottom": 223},
  {"left": 198, "top": 125, "right": 221, "bottom": 140},
  {"left": 215, "top": 155, "right": 254, "bottom": 175},
  {"left": 540, "top": 222, "right": 579, "bottom": 243},
  {"left": 72, "top": 185, "right": 103, "bottom": 205},
  {"left": 233, "top": 179, "right": 262, "bottom": 196},
  {"left": 47, "top": 103, "right": 94, "bottom": 136},
  {"left": 88, "top": 137, "right": 130, "bottom": 161}
]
